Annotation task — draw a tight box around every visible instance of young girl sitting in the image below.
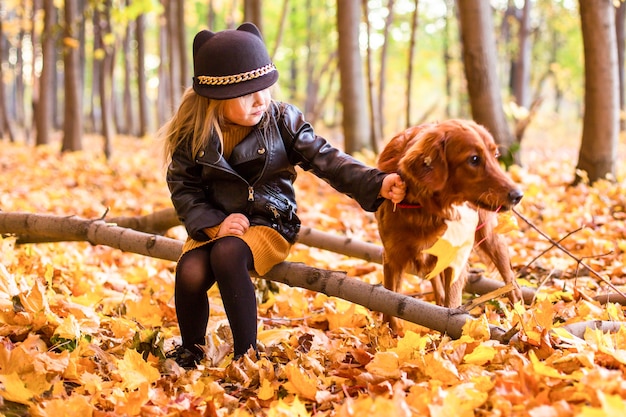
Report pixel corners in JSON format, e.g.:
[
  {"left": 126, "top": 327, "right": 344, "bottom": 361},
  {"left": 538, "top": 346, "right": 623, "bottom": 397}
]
[{"left": 161, "top": 22, "right": 405, "bottom": 369}]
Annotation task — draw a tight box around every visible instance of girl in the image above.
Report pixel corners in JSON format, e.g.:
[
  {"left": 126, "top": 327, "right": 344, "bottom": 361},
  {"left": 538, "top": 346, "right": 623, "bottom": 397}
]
[{"left": 162, "top": 22, "right": 405, "bottom": 369}]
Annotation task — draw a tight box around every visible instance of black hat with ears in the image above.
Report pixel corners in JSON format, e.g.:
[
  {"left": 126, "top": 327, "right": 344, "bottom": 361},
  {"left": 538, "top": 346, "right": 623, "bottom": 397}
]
[{"left": 192, "top": 22, "right": 278, "bottom": 100}]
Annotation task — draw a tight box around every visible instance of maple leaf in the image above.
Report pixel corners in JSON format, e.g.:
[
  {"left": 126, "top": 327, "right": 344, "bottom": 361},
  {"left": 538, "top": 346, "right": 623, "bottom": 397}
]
[
  {"left": 391, "top": 331, "right": 437, "bottom": 361},
  {"left": 283, "top": 361, "right": 319, "bottom": 401},
  {"left": 266, "top": 396, "right": 310, "bottom": 417},
  {"left": 325, "top": 299, "right": 371, "bottom": 329},
  {"left": 365, "top": 351, "right": 402, "bottom": 379},
  {"left": 463, "top": 343, "right": 497, "bottom": 365},
  {"left": 0, "top": 373, "right": 34, "bottom": 406},
  {"left": 423, "top": 204, "right": 478, "bottom": 283},
  {"left": 528, "top": 350, "right": 581, "bottom": 380},
  {"left": 423, "top": 351, "right": 460, "bottom": 385},
  {"left": 258, "top": 377, "right": 275, "bottom": 401},
  {"left": 115, "top": 349, "right": 160, "bottom": 391},
  {"left": 35, "top": 394, "right": 93, "bottom": 417},
  {"left": 336, "top": 394, "right": 411, "bottom": 417},
  {"left": 429, "top": 382, "right": 489, "bottom": 417},
  {"left": 460, "top": 314, "right": 492, "bottom": 343}
]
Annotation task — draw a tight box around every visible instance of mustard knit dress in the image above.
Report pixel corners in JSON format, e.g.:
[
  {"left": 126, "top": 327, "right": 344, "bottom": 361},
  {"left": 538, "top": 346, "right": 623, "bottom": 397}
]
[{"left": 180, "top": 124, "right": 291, "bottom": 275}]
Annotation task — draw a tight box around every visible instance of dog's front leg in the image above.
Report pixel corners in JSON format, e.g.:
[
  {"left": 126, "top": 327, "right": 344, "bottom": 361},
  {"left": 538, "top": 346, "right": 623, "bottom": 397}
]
[
  {"left": 443, "top": 267, "right": 467, "bottom": 308},
  {"left": 474, "top": 216, "right": 523, "bottom": 304},
  {"left": 382, "top": 262, "right": 405, "bottom": 333}
]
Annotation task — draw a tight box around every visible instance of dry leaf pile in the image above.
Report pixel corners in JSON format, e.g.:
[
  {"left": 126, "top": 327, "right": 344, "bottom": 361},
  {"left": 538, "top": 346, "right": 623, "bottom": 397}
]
[{"left": 1, "top": 133, "right": 626, "bottom": 416}]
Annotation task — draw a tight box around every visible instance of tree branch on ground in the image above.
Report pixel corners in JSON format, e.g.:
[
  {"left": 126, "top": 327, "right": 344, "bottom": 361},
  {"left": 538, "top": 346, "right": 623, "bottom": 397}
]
[
  {"left": 0, "top": 211, "right": 478, "bottom": 339},
  {"left": 513, "top": 208, "right": 626, "bottom": 300},
  {"left": 1, "top": 211, "right": 623, "bottom": 344},
  {"left": 6, "top": 208, "right": 623, "bottom": 307}
]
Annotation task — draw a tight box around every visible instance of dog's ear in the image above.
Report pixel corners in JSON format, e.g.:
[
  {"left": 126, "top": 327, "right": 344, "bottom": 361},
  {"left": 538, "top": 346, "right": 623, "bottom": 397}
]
[
  {"left": 377, "top": 128, "right": 416, "bottom": 172},
  {"left": 399, "top": 128, "right": 448, "bottom": 192}
]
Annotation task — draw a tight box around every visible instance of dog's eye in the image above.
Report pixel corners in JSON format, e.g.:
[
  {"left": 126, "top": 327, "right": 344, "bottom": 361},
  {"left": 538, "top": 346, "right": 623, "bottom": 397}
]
[{"left": 468, "top": 155, "right": 481, "bottom": 166}]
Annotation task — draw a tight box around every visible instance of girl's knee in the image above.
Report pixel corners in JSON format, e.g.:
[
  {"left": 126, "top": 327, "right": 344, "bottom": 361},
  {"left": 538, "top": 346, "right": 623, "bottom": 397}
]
[
  {"left": 210, "top": 237, "right": 253, "bottom": 275},
  {"left": 176, "top": 248, "right": 213, "bottom": 293}
]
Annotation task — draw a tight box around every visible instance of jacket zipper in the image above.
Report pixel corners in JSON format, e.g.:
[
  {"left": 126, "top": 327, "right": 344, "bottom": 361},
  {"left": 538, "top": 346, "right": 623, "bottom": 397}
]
[
  {"left": 267, "top": 205, "right": 280, "bottom": 219},
  {"left": 196, "top": 129, "right": 270, "bottom": 206}
]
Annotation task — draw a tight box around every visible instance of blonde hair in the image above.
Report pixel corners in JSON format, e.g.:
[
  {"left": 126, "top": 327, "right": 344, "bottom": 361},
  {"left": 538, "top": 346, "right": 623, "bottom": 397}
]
[
  {"left": 162, "top": 86, "right": 274, "bottom": 164},
  {"left": 161, "top": 87, "right": 227, "bottom": 163}
]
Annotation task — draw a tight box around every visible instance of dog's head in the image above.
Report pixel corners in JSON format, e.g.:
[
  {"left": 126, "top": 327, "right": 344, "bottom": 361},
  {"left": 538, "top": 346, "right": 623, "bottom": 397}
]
[{"left": 386, "top": 120, "right": 523, "bottom": 212}]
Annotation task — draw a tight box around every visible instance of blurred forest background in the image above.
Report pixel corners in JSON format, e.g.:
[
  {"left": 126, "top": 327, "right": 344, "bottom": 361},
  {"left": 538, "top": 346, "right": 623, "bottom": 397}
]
[
  {"left": 1, "top": 0, "right": 624, "bottom": 183},
  {"left": 3, "top": 2, "right": 626, "bottom": 415}
]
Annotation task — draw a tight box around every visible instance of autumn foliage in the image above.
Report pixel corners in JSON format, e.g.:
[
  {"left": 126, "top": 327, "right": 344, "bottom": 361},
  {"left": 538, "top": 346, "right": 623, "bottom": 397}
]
[{"left": 1, "top": 133, "right": 626, "bottom": 416}]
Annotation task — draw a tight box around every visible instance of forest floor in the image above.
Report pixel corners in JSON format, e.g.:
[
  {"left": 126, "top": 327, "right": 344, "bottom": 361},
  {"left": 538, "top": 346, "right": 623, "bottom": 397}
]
[{"left": 1, "top": 114, "right": 626, "bottom": 416}]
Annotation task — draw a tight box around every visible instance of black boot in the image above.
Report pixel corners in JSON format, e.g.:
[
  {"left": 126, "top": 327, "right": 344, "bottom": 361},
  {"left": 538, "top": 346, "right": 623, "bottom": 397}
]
[{"left": 165, "top": 345, "right": 204, "bottom": 369}]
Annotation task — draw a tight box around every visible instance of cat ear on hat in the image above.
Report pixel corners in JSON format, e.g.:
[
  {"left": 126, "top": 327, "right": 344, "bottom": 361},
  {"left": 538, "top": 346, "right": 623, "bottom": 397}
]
[
  {"left": 193, "top": 30, "right": 214, "bottom": 56},
  {"left": 237, "top": 22, "right": 263, "bottom": 39}
]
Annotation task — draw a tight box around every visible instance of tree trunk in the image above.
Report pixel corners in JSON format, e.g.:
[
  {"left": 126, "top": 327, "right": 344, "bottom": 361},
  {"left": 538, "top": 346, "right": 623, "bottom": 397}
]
[
  {"left": 0, "top": 16, "right": 16, "bottom": 142},
  {"left": 575, "top": 0, "right": 618, "bottom": 184},
  {"left": 377, "top": 0, "right": 395, "bottom": 137},
  {"left": 119, "top": 6, "right": 135, "bottom": 136},
  {"left": 35, "top": 0, "right": 55, "bottom": 146},
  {"left": 269, "top": 0, "right": 289, "bottom": 61},
  {"left": 15, "top": 24, "right": 27, "bottom": 136},
  {"left": 244, "top": 0, "right": 263, "bottom": 33},
  {"left": 443, "top": 0, "right": 455, "bottom": 118},
  {"left": 615, "top": 1, "right": 625, "bottom": 131},
  {"left": 164, "top": 0, "right": 185, "bottom": 112},
  {"left": 405, "top": 0, "right": 419, "bottom": 128},
  {"left": 303, "top": 0, "right": 317, "bottom": 121},
  {"left": 361, "top": 0, "right": 381, "bottom": 150},
  {"left": 176, "top": 0, "right": 187, "bottom": 97},
  {"left": 512, "top": 0, "right": 532, "bottom": 109},
  {"left": 157, "top": 1, "right": 171, "bottom": 126},
  {"left": 457, "top": 0, "right": 519, "bottom": 165},
  {"left": 89, "top": 7, "right": 102, "bottom": 134},
  {"left": 97, "top": 2, "right": 115, "bottom": 159},
  {"left": 61, "top": 0, "right": 83, "bottom": 152},
  {"left": 337, "top": 0, "right": 370, "bottom": 153},
  {"left": 136, "top": 13, "right": 149, "bottom": 137}
]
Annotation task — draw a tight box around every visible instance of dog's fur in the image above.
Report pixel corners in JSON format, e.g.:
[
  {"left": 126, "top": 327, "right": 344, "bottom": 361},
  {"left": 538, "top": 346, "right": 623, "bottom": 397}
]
[{"left": 376, "top": 119, "right": 523, "bottom": 330}]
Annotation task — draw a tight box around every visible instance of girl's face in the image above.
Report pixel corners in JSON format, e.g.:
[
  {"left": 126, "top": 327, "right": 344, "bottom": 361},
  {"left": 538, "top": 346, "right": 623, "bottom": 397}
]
[{"left": 223, "top": 88, "right": 272, "bottom": 126}]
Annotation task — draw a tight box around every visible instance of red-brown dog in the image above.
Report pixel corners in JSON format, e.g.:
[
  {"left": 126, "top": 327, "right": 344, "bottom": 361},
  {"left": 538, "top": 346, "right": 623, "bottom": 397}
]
[{"left": 376, "top": 119, "right": 523, "bottom": 330}]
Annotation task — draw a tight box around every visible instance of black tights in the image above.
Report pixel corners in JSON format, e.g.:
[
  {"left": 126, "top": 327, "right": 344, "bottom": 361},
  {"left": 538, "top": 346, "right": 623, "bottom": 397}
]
[{"left": 174, "top": 237, "right": 257, "bottom": 357}]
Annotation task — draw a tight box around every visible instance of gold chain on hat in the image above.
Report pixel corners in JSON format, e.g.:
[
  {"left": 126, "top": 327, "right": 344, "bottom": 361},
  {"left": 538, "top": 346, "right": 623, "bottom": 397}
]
[{"left": 196, "top": 63, "right": 276, "bottom": 86}]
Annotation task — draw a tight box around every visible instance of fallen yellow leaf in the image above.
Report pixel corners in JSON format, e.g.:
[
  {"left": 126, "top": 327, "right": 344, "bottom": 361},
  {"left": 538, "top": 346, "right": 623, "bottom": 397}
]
[
  {"left": 258, "top": 377, "right": 275, "bottom": 401},
  {"left": 283, "top": 362, "right": 318, "bottom": 401},
  {"left": 115, "top": 349, "right": 160, "bottom": 391},
  {"left": 464, "top": 343, "right": 497, "bottom": 365},
  {"left": 365, "top": 351, "right": 402, "bottom": 379},
  {"left": 0, "top": 372, "right": 34, "bottom": 405}
]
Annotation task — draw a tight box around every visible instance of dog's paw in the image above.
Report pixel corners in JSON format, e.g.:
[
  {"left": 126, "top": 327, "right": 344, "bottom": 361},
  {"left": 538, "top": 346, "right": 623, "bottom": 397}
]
[
  {"left": 382, "top": 315, "right": 405, "bottom": 336},
  {"left": 508, "top": 282, "right": 524, "bottom": 305}
]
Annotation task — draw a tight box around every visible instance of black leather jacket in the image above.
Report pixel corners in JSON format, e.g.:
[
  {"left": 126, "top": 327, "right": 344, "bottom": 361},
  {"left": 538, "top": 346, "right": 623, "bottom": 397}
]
[{"left": 167, "top": 101, "right": 387, "bottom": 243}]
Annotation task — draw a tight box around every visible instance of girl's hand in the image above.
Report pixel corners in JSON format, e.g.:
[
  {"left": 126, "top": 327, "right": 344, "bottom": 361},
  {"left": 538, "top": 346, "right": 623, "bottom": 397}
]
[
  {"left": 217, "top": 213, "right": 250, "bottom": 237},
  {"left": 381, "top": 173, "right": 406, "bottom": 204}
]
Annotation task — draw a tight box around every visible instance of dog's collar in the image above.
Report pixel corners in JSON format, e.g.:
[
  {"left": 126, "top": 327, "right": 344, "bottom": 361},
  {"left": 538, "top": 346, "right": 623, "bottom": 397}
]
[{"left": 395, "top": 202, "right": 422, "bottom": 209}]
